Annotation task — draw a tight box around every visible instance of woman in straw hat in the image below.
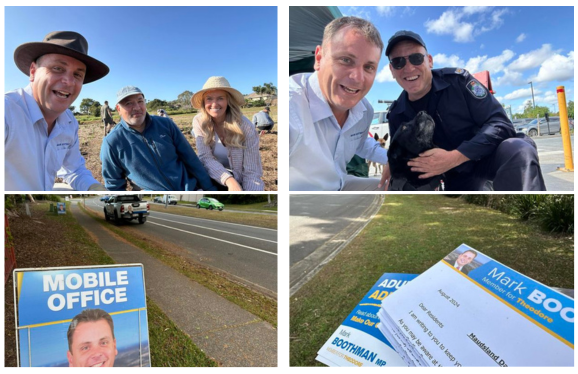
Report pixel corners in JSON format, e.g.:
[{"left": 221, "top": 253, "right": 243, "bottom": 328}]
[{"left": 192, "top": 76, "right": 264, "bottom": 191}]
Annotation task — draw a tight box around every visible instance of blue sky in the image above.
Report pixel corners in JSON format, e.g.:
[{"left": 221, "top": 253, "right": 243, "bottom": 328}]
[
  {"left": 5, "top": 6, "right": 277, "bottom": 110},
  {"left": 338, "top": 6, "right": 574, "bottom": 115}
]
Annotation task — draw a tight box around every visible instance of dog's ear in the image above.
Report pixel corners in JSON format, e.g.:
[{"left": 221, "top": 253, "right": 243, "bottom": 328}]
[
  {"left": 374, "top": 133, "right": 379, "bottom": 141},
  {"left": 384, "top": 133, "right": 389, "bottom": 142}
]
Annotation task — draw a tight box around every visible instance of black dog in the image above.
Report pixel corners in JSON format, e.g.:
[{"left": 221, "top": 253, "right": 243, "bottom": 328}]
[{"left": 387, "top": 111, "right": 444, "bottom": 191}]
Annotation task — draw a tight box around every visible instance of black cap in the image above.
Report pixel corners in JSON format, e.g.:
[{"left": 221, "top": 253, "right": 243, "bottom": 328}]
[{"left": 385, "top": 30, "right": 426, "bottom": 57}]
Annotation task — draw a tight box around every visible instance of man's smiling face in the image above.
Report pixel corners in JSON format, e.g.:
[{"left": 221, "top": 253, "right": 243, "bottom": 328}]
[
  {"left": 67, "top": 319, "right": 117, "bottom": 367},
  {"left": 389, "top": 41, "right": 433, "bottom": 101},
  {"left": 314, "top": 26, "right": 381, "bottom": 122},
  {"left": 30, "top": 53, "right": 85, "bottom": 121}
]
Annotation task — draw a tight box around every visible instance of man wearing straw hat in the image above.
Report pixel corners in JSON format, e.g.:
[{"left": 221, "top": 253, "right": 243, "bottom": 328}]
[
  {"left": 5, "top": 31, "right": 109, "bottom": 191},
  {"left": 100, "top": 86, "right": 217, "bottom": 191}
]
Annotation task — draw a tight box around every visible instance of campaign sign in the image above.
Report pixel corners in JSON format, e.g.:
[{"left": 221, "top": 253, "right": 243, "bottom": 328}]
[
  {"left": 14, "top": 264, "right": 150, "bottom": 367},
  {"left": 56, "top": 203, "right": 66, "bottom": 215},
  {"left": 316, "top": 273, "right": 417, "bottom": 367}
]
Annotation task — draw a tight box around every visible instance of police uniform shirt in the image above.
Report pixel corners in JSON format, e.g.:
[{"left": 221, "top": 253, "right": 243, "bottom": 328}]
[{"left": 387, "top": 68, "right": 516, "bottom": 174}]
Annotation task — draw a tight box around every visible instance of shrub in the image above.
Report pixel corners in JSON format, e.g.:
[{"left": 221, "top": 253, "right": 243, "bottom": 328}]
[
  {"left": 508, "top": 195, "right": 548, "bottom": 220},
  {"left": 537, "top": 195, "right": 574, "bottom": 233}
]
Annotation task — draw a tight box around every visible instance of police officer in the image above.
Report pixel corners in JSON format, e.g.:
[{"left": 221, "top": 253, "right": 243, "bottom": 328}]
[{"left": 381, "top": 30, "right": 546, "bottom": 191}]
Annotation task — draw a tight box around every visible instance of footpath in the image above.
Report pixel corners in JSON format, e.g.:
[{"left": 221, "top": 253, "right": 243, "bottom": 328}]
[{"left": 70, "top": 203, "right": 277, "bottom": 367}]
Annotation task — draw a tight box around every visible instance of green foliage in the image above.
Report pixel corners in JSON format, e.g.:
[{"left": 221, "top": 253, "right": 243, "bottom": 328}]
[
  {"left": 147, "top": 98, "right": 173, "bottom": 112},
  {"left": 537, "top": 195, "right": 574, "bottom": 233},
  {"left": 462, "top": 194, "right": 573, "bottom": 233},
  {"left": 80, "top": 98, "right": 97, "bottom": 114},
  {"left": 251, "top": 99, "right": 267, "bottom": 107},
  {"left": 521, "top": 100, "right": 551, "bottom": 119},
  {"left": 177, "top": 90, "right": 193, "bottom": 110},
  {"left": 567, "top": 100, "right": 574, "bottom": 119},
  {"left": 90, "top": 102, "right": 102, "bottom": 117}
]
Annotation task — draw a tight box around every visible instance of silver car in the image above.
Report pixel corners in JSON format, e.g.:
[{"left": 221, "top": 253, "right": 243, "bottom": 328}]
[{"left": 516, "top": 117, "right": 561, "bottom": 137}]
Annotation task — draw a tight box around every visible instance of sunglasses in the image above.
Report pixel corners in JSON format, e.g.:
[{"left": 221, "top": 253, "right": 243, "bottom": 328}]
[{"left": 390, "top": 53, "right": 427, "bottom": 70}]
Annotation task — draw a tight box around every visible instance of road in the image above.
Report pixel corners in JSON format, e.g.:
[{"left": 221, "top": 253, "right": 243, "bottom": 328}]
[
  {"left": 534, "top": 134, "right": 574, "bottom": 191},
  {"left": 89, "top": 197, "right": 277, "bottom": 296},
  {"left": 290, "top": 194, "right": 383, "bottom": 294}
]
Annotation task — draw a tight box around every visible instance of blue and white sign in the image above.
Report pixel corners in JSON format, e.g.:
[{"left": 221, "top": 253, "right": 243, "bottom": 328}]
[
  {"left": 56, "top": 202, "right": 66, "bottom": 214},
  {"left": 14, "top": 264, "right": 150, "bottom": 367}
]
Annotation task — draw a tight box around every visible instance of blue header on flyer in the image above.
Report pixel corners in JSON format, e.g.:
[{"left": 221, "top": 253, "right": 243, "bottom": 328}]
[
  {"left": 342, "top": 273, "right": 417, "bottom": 347},
  {"left": 469, "top": 260, "right": 574, "bottom": 345},
  {"left": 16, "top": 266, "right": 146, "bottom": 327}
]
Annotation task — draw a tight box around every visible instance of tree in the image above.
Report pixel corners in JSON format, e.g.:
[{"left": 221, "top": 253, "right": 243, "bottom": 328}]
[
  {"left": 177, "top": 90, "right": 193, "bottom": 109},
  {"left": 90, "top": 102, "right": 102, "bottom": 117},
  {"left": 147, "top": 98, "right": 170, "bottom": 112},
  {"left": 252, "top": 85, "right": 265, "bottom": 95},
  {"left": 263, "top": 82, "right": 277, "bottom": 96},
  {"left": 68, "top": 105, "right": 75, "bottom": 112},
  {"left": 80, "top": 98, "right": 96, "bottom": 114},
  {"left": 568, "top": 101, "right": 574, "bottom": 119}
]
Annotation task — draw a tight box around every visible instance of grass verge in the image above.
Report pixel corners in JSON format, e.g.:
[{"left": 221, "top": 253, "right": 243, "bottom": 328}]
[
  {"left": 4, "top": 201, "right": 217, "bottom": 367},
  {"left": 290, "top": 195, "right": 574, "bottom": 366},
  {"left": 148, "top": 204, "right": 277, "bottom": 229},
  {"left": 80, "top": 203, "right": 277, "bottom": 327}
]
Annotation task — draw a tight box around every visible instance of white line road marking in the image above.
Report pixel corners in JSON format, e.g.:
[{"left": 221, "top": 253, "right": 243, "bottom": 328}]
[
  {"left": 148, "top": 221, "right": 277, "bottom": 256},
  {"left": 148, "top": 216, "right": 276, "bottom": 243}
]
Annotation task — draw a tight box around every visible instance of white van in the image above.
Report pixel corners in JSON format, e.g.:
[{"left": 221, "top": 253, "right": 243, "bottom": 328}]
[{"left": 368, "top": 111, "right": 390, "bottom": 149}]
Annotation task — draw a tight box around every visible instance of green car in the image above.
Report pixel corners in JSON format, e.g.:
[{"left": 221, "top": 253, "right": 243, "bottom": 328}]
[{"left": 196, "top": 197, "right": 224, "bottom": 211}]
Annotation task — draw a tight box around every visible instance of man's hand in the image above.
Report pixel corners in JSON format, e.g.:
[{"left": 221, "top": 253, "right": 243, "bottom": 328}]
[
  {"left": 378, "top": 163, "right": 391, "bottom": 191},
  {"left": 408, "top": 149, "right": 469, "bottom": 179},
  {"left": 225, "top": 177, "right": 243, "bottom": 191}
]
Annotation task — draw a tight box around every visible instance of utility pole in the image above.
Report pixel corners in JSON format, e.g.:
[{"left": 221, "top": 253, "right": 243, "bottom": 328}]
[{"left": 528, "top": 81, "right": 536, "bottom": 109}]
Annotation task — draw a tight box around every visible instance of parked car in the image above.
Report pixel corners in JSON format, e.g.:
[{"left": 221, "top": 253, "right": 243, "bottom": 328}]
[
  {"left": 100, "top": 195, "right": 111, "bottom": 202},
  {"left": 153, "top": 195, "right": 178, "bottom": 205},
  {"left": 104, "top": 195, "right": 149, "bottom": 224},
  {"left": 196, "top": 197, "right": 224, "bottom": 211},
  {"left": 516, "top": 117, "right": 561, "bottom": 137}
]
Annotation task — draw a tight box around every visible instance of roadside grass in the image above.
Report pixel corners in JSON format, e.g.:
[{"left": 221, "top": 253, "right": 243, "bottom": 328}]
[
  {"left": 290, "top": 195, "right": 574, "bottom": 366},
  {"left": 80, "top": 203, "right": 277, "bottom": 327},
  {"left": 148, "top": 204, "right": 277, "bottom": 229},
  {"left": 5, "top": 201, "right": 217, "bottom": 367}
]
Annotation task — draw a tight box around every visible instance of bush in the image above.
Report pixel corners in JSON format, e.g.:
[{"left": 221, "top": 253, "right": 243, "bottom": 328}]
[
  {"left": 508, "top": 195, "right": 548, "bottom": 220},
  {"left": 537, "top": 195, "right": 574, "bottom": 233}
]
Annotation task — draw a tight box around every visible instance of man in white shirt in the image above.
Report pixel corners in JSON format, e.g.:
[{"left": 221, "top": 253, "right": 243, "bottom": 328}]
[
  {"left": 5, "top": 31, "right": 109, "bottom": 191},
  {"left": 289, "top": 16, "right": 388, "bottom": 191}
]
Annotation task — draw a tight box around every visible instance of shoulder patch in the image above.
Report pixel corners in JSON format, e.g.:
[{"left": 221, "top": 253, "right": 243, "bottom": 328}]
[{"left": 466, "top": 80, "right": 488, "bottom": 99}]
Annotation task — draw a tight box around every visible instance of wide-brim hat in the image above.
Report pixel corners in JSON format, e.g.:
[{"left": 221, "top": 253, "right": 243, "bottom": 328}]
[
  {"left": 191, "top": 76, "right": 245, "bottom": 109},
  {"left": 14, "top": 31, "right": 109, "bottom": 84}
]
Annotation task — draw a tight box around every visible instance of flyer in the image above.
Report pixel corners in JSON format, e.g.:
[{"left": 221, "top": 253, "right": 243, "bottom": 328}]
[
  {"left": 316, "top": 273, "right": 416, "bottom": 367},
  {"left": 14, "top": 264, "right": 150, "bottom": 367},
  {"left": 378, "top": 244, "right": 574, "bottom": 367}
]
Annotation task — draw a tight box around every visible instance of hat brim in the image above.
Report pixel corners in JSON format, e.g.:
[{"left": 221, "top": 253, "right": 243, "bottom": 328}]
[
  {"left": 14, "top": 42, "right": 109, "bottom": 84},
  {"left": 191, "top": 87, "right": 245, "bottom": 109}
]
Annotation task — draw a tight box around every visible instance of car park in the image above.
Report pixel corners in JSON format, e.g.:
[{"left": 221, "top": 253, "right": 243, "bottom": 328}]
[
  {"left": 196, "top": 197, "right": 224, "bottom": 211},
  {"left": 516, "top": 117, "right": 561, "bottom": 137}
]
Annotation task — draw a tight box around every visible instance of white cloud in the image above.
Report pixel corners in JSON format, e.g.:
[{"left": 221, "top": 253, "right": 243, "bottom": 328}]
[
  {"left": 463, "top": 6, "right": 491, "bottom": 15},
  {"left": 480, "top": 8, "right": 507, "bottom": 33},
  {"left": 504, "top": 87, "right": 540, "bottom": 101},
  {"left": 375, "top": 66, "right": 395, "bottom": 83},
  {"left": 516, "top": 33, "right": 526, "bottom": 43},
  {"left": 465, "top": 56, "right": 486, "bottom": 74},
  {"left": 376, "top": 6, "right": 395, "bottom": 17},
  {"left": 481, "top": 50, "right": 515, "bottom": 73},
  {"left": 425, "top": 10, "right": 475, "bottom": 43},
  {"left": 534, "top": 91, "right": 559, "bottom": 105},
  {"left": 433, "top": 53, "right": 465, "bottom": 68},
  {"left": 342, "top": 6, "right": 372, "bottom": 21},
  {"left": 494, "top": 69, "right": 525, "bottom": 87},
  {"left": 532, "top": 51, "right": 574, "bottom": 83},
  {"left": 508, "top": 44, "right": 556, "bottom": 71}
]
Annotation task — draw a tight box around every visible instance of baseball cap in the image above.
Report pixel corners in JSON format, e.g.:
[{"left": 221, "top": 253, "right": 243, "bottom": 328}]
[
  {"left": 385, "top": 30, "right": 426, "bottom": 57},
  {"left": 116, "top": 86, "right": 144, "bottom": 105}
]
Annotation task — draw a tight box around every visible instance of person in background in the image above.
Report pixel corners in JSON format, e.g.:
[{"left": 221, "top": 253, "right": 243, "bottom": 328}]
[{"left": 253, "top": 106, "right": 275, "bottom": 135}]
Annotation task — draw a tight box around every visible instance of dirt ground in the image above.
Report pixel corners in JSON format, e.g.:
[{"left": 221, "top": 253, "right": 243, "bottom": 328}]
[{"left": 77, "top": 108, "right": 278, "bottom": 191}]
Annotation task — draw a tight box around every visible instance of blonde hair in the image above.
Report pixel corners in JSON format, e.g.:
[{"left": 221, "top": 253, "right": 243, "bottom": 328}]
[{"left": 199, "top": 91, "right": 245, "bottom": 148}]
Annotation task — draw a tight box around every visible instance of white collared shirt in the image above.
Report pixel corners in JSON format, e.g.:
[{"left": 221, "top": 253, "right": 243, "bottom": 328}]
[
  {"left": 289, "top": 72, "right": 388, "bottom": 191},
  {"left": 5, "top": 84, "right": 99, "bottom": 191}
]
